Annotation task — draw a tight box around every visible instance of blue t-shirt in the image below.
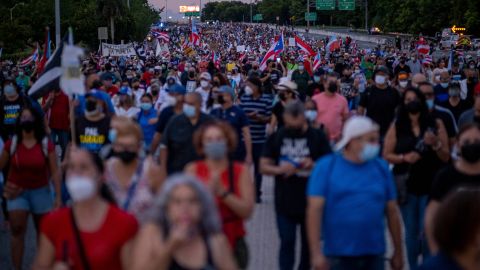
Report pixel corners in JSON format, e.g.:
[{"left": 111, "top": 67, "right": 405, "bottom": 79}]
[
  {"left": 307, "top": 153, "right": 396, "bottom": 256},
  {"left": 418, "top": 252, "right": 463, "bottom": 270},
  {"left": 137, "top": 108, "right": 158, "bottom": 148},
  {"left": 210, "top": 105, "right": 249, "bottom": 159}
]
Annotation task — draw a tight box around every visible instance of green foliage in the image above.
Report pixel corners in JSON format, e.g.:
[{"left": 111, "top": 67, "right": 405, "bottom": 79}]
[{"left": 0, "top": 0, "right": 159, "bottom": 54}]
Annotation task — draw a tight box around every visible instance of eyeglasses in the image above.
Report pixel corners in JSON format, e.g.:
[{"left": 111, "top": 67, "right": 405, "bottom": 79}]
[{"left": 423, "top": 92, "right": 435, "bottom": 98}]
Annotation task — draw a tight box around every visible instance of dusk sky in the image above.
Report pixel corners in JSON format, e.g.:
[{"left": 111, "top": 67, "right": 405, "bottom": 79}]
[{"left": 148, "top": 0, "right": 212, "bottom": 20}]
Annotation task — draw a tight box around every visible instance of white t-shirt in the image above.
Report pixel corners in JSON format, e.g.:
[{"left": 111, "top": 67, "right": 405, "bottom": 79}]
[
  {"left": 115, "top": 106, "right": 140, "bottom": 119},
  {"left": 195, "top": 87, "right": 211, "bottom": 112}
]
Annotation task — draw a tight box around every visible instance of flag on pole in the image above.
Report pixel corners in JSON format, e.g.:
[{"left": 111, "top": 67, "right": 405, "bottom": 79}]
[
  {"left": 447, "top": 48, "right": 454, "bottom": 71},
  {"left": 190, "top": 20, "right": 200, "bottom": 47},
  {"left": 37, "top": 27, "right": 51, "bottom": 75},
  {"left": 313, "top": 51, "right": 322, "bottom": 71},
  {"left": 19, "top": 45, "right": 40, "bottom": 67},
  {"left": 294, "top": 35, "right": 315, "bottom": 56},
  {"left": 326, "top": 36, "right": 340, "bottom": 52},
  {"left": 259, "top": 34, "right": 284, "bottom": 71}
]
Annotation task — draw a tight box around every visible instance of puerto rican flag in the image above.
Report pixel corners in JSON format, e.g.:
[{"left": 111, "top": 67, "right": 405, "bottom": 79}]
[
  {"left": 294, "top": 35, "right": 315, "bottom": 56},
  {"left": 157, "top": 32, "right": 170, "bottom": 43},
  {"left": 259, "top": 33, "right": 284, "bottom": 71},
  {"left": 312, "top": 51, "right": 322, "bottom": 71},
  {"left": 212, "top": 51, "right": 220, "bottom": 68},
  {"left": 326, "top": 36, "right": 340, "bottom": 52},
  {"left": 19, "top": 44, "right": 39, "bottom": 67},
  {"left": 190, "top": 20, "right": 200, "bottom": 47}
]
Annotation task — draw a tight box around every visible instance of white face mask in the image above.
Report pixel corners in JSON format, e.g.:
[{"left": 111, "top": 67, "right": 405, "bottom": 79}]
[
  {"left": 399, "top": 81, "right": 408, "bottom": 88},
  {"left": 165, "top": 94, "right": 177, "bottom": 106},
  {"left": 200, "top": 80, "right": 209, "bottom": 88},
  {"left": 244, "top": 86, "right": 254, "bottom": 95},
  {"left": 66, "top": 175, "right": 96, "bottom": 202},
  {"left": 298, "top": 66, "right": 305, "bottom": 71},
  {"left": 375, "top": 75, "right": 386, "bottom": 85},
  {"left": 304, "top": 110, "right": 318, "bottom": 122}
]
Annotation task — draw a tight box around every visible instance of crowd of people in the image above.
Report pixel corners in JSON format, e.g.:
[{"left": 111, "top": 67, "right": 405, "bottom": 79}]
[{"left": 0, "top": 22, "right": 480, "bottom": 270}]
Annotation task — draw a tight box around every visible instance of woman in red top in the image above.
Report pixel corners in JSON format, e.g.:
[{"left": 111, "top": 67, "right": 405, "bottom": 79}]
[
  {"left": 33, "top": 147, "right": 138, "bottom": 270},
  {"left": 185, "top": 121, "right": 255, "bottom": 269},
  {"left": 0, "top": 106, "right": 61, "bottom": 270}
]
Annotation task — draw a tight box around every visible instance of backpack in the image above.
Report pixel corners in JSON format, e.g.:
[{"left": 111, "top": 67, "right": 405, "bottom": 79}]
[{"left": 9, "top": 135, "right": 49, "bottom": 158}]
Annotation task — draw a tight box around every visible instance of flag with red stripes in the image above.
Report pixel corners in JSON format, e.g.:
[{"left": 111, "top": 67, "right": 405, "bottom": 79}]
[{"left": 294, "top": 35, "right": 315, "bottom": 56}]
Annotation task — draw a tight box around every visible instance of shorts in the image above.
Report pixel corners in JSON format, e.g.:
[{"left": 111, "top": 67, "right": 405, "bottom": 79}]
[{"left": 7, "top": 185, "right": 53, "bottom": 214}]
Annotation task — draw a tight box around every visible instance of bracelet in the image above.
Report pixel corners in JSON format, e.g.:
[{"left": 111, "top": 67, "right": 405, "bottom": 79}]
[{"left": 219, "top": 190, "right": 231, "bottom": 200}]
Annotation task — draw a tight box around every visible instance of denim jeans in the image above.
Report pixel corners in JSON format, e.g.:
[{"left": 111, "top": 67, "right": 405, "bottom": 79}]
[
  {"left": 50, "top": 128, "right": 70, "bottom": 160},
  {"left": 400, "top": 193, "right": 429, "bottom": 269},
  {"left": 275, "top": 212, "right": 310, "bottom": 270},
  {"left": 328, "top": 255, "right": 384, "bottom": 270},
  {"left": 252, "top": 143, "right": 264, "bottom": 201}
]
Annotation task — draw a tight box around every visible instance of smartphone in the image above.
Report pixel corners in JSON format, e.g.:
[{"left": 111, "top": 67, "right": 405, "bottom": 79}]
[{"left": 276, "top": 57, "right": 281, "bottom": 63}]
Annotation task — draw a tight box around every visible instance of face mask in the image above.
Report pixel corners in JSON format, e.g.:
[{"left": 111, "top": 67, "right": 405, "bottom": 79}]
[
  {"left": 3, "top": 84, "right": 16, "bottom": 96},
  {"left": 354, "top": 69, "right": 360, "bottom": 74},
  {"left": 360, "top": 143, "right": 380, "bottom": 162},
  {"left": 189, "top": 71, "right": 195, "bottom": 77},
  {"left": 140, "top": 102, "right": 152, "bottom": 111},
  {"left": 298, "top": 66, "right": 305, "bottom": 71},
  {"left": 400, "top": 60, "right": 406, "bottom": 64},
  {"left": 448, "top": 89, "right": 460, "bottom": 97},
  {"left": 426, "top": 99, "right": 435, "bottom": 110},
  {"left": 217, "top": 95, "right": 225, "bottom": 105},
  {"left": 66, "top": 175, "right": 96, "bottom": 202},
  {"left": 328, "top": 82, "right": 337, "bottom": 93},
  {"left": 18, "top": 71, "right": 24, "bottom": 76},
  {"left": 305, "top": 110, "right": 318, "bottom": 122},
  {"left": 20, "top": 120, "right": 35, "bottom": 132},
  {"left": 399, "top": 81, "right": 408, "bottom": 88},
  {"left": 327, "top": 68, "right": 333, "bottom": 73},
  {"left": 115, "top": 150, "right": 137, "bottom": 164},
  {"left": 440, "top": 82, "right": 449, "bottom": 88},
  {"left": 244, "top": 86, "right": 253, "bottom": 95},
  {"left": 108, "top": 129, "right": 117, "bottom": 143},
  {"left": 406, "top": 100, "right": 421, "bottom": 114},
  {"left": 227, "top": 75, "right": 232, "bottom": 80},
  {"left": 278, "top": 92, "right": 287, "bottom": 101},
  {"left": 151, "top": 90, "right": 159, "bottom": 96},
  {"left": 204, "top": 141, "right": 227, "bottom": 160},
  {"left": 314, "top": 76, "right": 321, "bottom": 83},
  {"left": 460, "top": 142, "right": 480, "bottom": 163},
  {"left": 469, "top": 64, "right": 475, "bottom": 69},
  {"left": 435, "top": 75, "right": 440, "bottom": 82},
  {"left": 200, "top": 80, "right": 209, "bottom": 88},
  {"left": 165, "top": 94, "right": 177, "bottom": 106},
  {"left": 85, "top": 99, "right": 98, "bottom": 112},
  {"left": 183, "top": 104, "right": 196, "bottom": 118},
  {"left": 375, "top": 75, "right": 386, "bottom": 85}
]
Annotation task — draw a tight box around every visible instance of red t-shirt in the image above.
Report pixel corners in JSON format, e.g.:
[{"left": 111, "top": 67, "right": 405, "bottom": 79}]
[
  {"left": 4, "top": 139, "right": 55, "bottom": 189},
  {"left": 194, "top": 161, "right": 246, "bottom": 247},
  {"left": 106, "top": 85, "right": 119, "bottom": 97},
  {"left": 141, "top": 72, "right": 153, "bottom": 86},
  {"left": 43, "top": 91, "right": 70, "bottom": 131},
  {"left": 40, "top": 205, "right": 138, "bottom": 270}
]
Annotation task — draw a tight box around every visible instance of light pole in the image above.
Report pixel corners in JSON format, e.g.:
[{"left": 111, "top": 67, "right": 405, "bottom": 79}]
[
  {"left": 165, "top": 0, "right": 168, "bottom": 21},
  {"left": 250, "top": 0, "right": 252, "bottom": 23},
  {"left": 9, "top": 2, "right": 25, "bottom": 22},
  {"left": 365, "top": 0, "right": 368, "bottom": 31},
  {"left": 55, "top": 0, "right": 60, "bottom": 46}
]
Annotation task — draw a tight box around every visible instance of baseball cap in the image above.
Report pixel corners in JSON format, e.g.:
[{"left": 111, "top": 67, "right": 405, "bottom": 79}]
[
  {"left": 218, "top": 85, "right": 235, "bottom": 99},
  {"left": 85, "top": 90, "right": 103, "bottom": 100},
  {"left": 200, "top": 72, "right": 212, "bottom": 81},
  {"left": 168, "top": 84, "right": 186, "bottom": 95},
  {"left": 335, "top": 116, "right": 380, "bottom": 151},
  {"left": 398, "top": 72, "right": 409, "bottom": 81},
  {"left": 118, "top": 86, "right": 132, "bottom": 96}
]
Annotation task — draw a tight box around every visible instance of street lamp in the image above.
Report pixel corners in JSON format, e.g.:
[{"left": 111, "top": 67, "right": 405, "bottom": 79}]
[{"left": 10, "top": 2, "right": 25, "bottom": 22}]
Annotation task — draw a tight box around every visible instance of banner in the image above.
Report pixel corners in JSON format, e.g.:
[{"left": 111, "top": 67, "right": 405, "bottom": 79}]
[{"left": 101, "top": 43, "right": 136, "bottom": 56}]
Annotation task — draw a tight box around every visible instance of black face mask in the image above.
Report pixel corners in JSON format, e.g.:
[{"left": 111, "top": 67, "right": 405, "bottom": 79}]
[
  {"left": 400, "top": 60, "right": 406, "bottom": 65},
  {"left": 115, "top": 150, "right": 137, "bottom": 164},
  {"left": 286, "top": 126, "right": 304, "bottom": 137},
  {"left": 151, "top": 90, "right": 159, "bottom": 96},
  {"left": 20, "top": 120, "right": 35, "bottom": 132},
  {"left": 189, "top": 71, "right": 195, "bottom": 78},
  {"left": 461, "top": 142, "right": 480, "bottom": 163},
  {"left": 217, "top": 95, "right": 225, "bottom": 105},
  {"left": 328, "top": 82, "right": 337, "bottom": 93},
  {"left": 279, "top": 92, "right": 287, "bottom": 101},
  {"left": 85, "top": 100, "right": 97, "bottom": 112},
  {"left": 406, "top": 100, "right": 422, "bottom": 114}
]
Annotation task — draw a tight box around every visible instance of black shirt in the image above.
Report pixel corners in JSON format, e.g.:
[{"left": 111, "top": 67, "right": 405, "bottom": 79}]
[
  {"left": 431, "top": 106, "right": 458, "bottom": 138},
  {"left": 262, "top": 127, "right": 331, "bottom": 221},
  {"left": 359, "top": 86, "right": 401, "bottom": 136},
  {"left": 394, "top": 64, "right": 411, "bottom": 76},
  {"left": 438, "top": 99, "right": 470, "bottom": 123},
  {"left": 339, "top": 76, "right": 356, "bottom": 99},
  {"left": 272, "top": 102, "right": 285, "bottom": 129},
  {"left": 75, "top": 115, "right": 111, "bottom": 154},
  {"left": 431, "top": 164, "right": 480, "bottom": 201},
  {"left": 161, "top": 113, "right": 213, "bottom": 174},
  {"left": 155, "top": 106, "right": 178, "bottom": 134}
]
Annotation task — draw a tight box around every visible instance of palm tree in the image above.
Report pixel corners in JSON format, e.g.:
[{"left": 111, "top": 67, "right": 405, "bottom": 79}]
[{"left": 97, "top": 0, "right": 125, "bottom": 43}]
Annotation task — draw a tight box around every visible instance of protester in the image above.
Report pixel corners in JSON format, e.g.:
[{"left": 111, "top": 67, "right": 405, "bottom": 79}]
[
  {"left": 268, "top": 79, "right": 298, "bottom": 134},
  {"left": 458, "top": 86, "right": 480, "bottom": 127},
  {"left": 196, "top": 72, "right": 213, "bottom": 112},
  {"left": 307, "top": 116, "right": 404, "bottom": 270},
  {"left": 42, "top": 88, "right": 70, "bottom": 160},
  {"left": 130, "top": 174, "right": 238, "bottom": 270},
  {"left": 438, "top": 81, "right": 470, "bottom": 122},
  {"left": 33, "top": 147, "right": 138, "bottom": 270},
  {"left": 0, "top": 106, "right": 61, "bottom": 270},
  {"left": 136, "top": 94, "right": 158, "bottom": 149},
  {"left": 261, "top": 101, "right": 331, "bottom": 270},
  {"left": 291, "top": 60, "right": 311, "bottom": 101},
  {"left": 185, "top": 121, "right": 255, "bottom": 268}
]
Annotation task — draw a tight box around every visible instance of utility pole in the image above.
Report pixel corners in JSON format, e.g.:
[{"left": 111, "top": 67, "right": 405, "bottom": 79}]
[
  {"left": 55, "top": 0, "right": 60, "bottom": 46},
  {"left": 165, "top": 0, "right": 168, "bottom": 21},
  {"left": 307, "top": 0, "right": 310, "bottom": 29},
  {"left": 250, "top": 0, "right": 253, "bottom": 23},
  {"left": 365, "top": 0, "right": 368, "bottom": 31}
]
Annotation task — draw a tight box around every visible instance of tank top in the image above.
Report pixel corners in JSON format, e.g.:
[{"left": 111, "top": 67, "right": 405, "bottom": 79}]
[
  {"left": 194, "top": 160, "right": 246, "bottom": 247},
  {"left": 169, "top": 237, "right": 215, "bottom": 270},
  {"left": 105, "top": 159, "right": 154, "bottom": 224}
]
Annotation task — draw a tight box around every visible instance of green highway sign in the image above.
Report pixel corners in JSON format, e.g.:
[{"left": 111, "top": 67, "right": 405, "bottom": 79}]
[
  {"left": 253, "top": 14, "right": 263, "bottom": 21},
  {"left": 338, "top": 0, "right": 355, "bottom": 10},
  {"left": 316, "top": 0, "right": 335, "bottom": 10},
  {"left": 304, "top": 12, "right": 317, "bottom": 21},
  {"left": 185, "top": 11, "right": 200, "bottom": 17}
]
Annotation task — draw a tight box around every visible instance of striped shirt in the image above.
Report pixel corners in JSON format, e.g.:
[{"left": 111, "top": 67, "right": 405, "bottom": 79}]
[{"left": 240, "top": 94, "right": 273, "bottom": 144}]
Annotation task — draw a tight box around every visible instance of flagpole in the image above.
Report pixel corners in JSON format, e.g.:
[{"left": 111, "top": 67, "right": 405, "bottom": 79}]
[{"left": 55, "top": 0, "right": 61, "bottom": 47}]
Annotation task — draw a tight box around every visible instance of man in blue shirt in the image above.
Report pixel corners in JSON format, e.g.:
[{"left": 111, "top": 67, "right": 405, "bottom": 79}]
[
  {"left": 210, "top": 85, "right": 252, "bottom": 163},
  {"left": 306, "top": 116, "right": 404, "bottom": 270}
]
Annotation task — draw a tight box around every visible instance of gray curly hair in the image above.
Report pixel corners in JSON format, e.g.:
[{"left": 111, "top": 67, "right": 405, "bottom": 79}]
[{"left": 149, "top": 173, "right": 222, "bottom": 236}]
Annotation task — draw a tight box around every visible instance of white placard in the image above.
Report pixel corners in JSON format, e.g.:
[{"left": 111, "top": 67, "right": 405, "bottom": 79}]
[
  {"left": 101, "top": 43, "right": 136, "bottom": 57},
  {"left": 236, "top": 45, "right": 246, "bottom": 52},
  {"left": 289, "top": 38, "right": 296, "bottom": 47}
]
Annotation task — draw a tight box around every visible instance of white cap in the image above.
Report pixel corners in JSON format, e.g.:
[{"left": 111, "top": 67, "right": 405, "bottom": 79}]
[
  {"left": 335, "top": 116, "right": 379, "bottom": 151},
  {"left": 200, "top": 72, "right": 212, "bottom": 81}
]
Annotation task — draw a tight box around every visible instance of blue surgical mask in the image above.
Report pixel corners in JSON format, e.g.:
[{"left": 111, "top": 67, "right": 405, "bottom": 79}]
[
  {"left": 140, "top": 103, "right": 152, "bottom": 111},
  {"left": 108, "top": 129, "right": 117, "bottom": 143},
  {"left": 426, "top": 99, "right": 435, "bottom": 110},
  {"left": 440, "top": 82, "right": 449, "bottom": 88},
  {"left": 304, "top": 110, "right": 318, "bottom": 122},
  {"left": 313, "top": 76, "right": 321, "bottom": 83},
  {"left": 183, "top": 104, "right": 196, "bottom": 118},
  {"left": 360, "top": 143, "right": 380, "bottom": 162},
  {"left": 204, "top": 141, "right": 227, "bottom": 160},
  {"left": 3, "top": 84, "right": 16, "bottom": 96}
]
